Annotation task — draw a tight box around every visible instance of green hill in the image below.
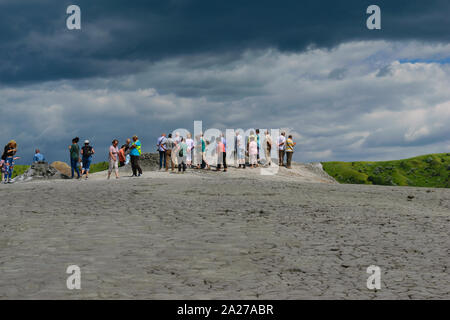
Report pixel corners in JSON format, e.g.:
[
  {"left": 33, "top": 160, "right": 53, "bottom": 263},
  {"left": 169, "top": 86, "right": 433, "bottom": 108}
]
[
  {"left": 7, "top": 162, "right": 109, "bottom": 179},
  {"left": 322, "top": 153, "right": 450, "bottom": 188}
]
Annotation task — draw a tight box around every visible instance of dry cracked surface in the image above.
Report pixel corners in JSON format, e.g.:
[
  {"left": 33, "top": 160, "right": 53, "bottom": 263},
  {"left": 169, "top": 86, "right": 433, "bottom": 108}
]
[{"left": 0, "top": 166, "right": 449, "bottom": 299}]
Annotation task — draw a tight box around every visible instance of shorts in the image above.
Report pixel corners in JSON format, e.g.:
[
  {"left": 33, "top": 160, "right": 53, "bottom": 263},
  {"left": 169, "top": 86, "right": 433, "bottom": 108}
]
[{"left": 82, "top": 157, "right": 92, "bottom": 171}]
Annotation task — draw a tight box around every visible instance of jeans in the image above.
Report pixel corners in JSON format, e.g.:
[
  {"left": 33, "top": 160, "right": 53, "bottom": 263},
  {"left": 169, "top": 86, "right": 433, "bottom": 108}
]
[
  {"left": 4, "top": 157, "right": 14, "bottom": 181},
  {"left": 82, "top": 156, "right": 92, "bottom": 172},
  {"left": 71, "top": 158, "right": 80, "bottom": 178},
  {"left": 159, "top": 150, "right": 166, "bottom": 169}
]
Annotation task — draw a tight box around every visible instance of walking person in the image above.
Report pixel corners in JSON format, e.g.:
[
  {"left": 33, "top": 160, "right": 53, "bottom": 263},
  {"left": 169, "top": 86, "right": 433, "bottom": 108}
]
[
  {"left": 285, "top": 135, "right": 296, "bottom": 169},
  {"left": 249, "top": 136, "right": 258, "bottom": 168},
  {"left": 69, "top": 137, "right": 81, "bottom": 179},
  {"left": 177, "top": 137, "right": 187, "bottom": 173},
  {"left": 264, "top": 130, "right": 272, "bottom": 166},
  {"left": 157, "top": 133, "right": 167, "bottom": 170},
  {"left": 277, "top": 132, "right": 286, "bottom": 167},
  {"left": 108, "top": 139, "right": 120, "bottom": 179},
  {"left": 130, "top": 135, "right": 143, "bottom": 177},
  {"left": 165, "top": 133, "right": 175, "bottom": 172},
  {"left": 81, "top": 140, "right": 95, "bottom": 180},
  {"left": 2, "top": 140, "right": 19, "bottom": 184}
]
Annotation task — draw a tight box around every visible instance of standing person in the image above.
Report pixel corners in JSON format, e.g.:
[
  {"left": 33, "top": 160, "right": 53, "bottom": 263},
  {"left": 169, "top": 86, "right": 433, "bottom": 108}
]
[
  {"left": 249, "top": 137, "right": 258, "bottom": 168},
  {"left": 264, "top": 130, "right": 272, "bottom": 166},
  {"left": 124, "top": 138, "right": 131, "bottom": 165},
  {"left": 256, "top": 129, "right": 261, "bottom": 164},
  {"left": 285, "top": 135, "right": 296, "bottom": 169},
  {"left": 2, "top": 140, "right": 19, "bottom": 183},
  {"left": 201, "top": 134, "right": 211, "bottom": 170},
  {"left": 277, "top": 132, "right": 286, "bottom": 167},
  {"left": 177, "top": 137, "right": 187, "bottom": 173},
  {"left": 216, "top": 137, "right": 224, "bottom": 171},
  {"left": 221, "top": 134, "right": 227, "bottom": 172},
  {"left": 69, "top": 137, "right": 81, "bottom": 179},
  {"left": 157, "top": 133, "right": 167, "bottom": 170},
  {"left": 165, "top": 133, "right": 175, "bottom": 172},
  {"left": 237, "top": 131, "right": 246, "bottom": 169},
  {"left": 108, "top": 139, "right": 120, "bottom": 179},
  {"left": 81, "top": 140, "right": 95, "bottom": 180},
  {"left": 130, "top": 135, "right": 143, "bottom": 177},
  {"left": 194, "top": 135, "right": 202, "bottom": 169},
  {"left": 118, "top": 144, "right": 127, "bottom": 167},
  {"left": 186, "top": 133, "right": 195, "bottom": 168}
]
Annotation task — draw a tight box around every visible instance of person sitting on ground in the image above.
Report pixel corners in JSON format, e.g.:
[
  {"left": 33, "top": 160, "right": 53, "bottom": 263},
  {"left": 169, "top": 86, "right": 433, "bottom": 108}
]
[
  {"left": 285, "top": 135, "right": 296, "bottom": 169},
  {"left": 33, "top": 149, "right": 45, "bottom": 163},
  {"left": 81, "top": 140, "right": 95, "bottom": 180}
]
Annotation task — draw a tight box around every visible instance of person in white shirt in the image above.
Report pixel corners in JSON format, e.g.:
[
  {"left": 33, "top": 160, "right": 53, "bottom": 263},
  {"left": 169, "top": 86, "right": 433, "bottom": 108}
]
[
  {"left": 237, "top": 131, "right": 246, "bottom": 168},
  {"left": 277, "top": 132, "right": 286, "bottom": 166},
  {"left": 186, "top": 133, "right": 195, "bottom": 168},
  {"left": 265, "top": 130, "right": 272, "bottom": 166}
]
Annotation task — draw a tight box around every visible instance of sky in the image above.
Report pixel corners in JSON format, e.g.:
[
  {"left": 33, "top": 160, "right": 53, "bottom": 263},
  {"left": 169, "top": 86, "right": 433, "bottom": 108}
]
[{"left": 0, "top": 0, "right": 449, "bottom": 164}]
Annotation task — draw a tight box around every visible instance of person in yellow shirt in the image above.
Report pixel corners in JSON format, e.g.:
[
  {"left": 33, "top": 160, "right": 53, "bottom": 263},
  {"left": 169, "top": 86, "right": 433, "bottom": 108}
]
[{"left": 285, "top": 135, "right": 296, "bottom": 169}]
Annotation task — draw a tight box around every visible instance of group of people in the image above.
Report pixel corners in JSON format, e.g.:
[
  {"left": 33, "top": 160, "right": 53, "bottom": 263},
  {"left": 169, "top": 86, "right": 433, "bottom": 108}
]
[
  {"left": 156, "top": 129, "right": 297, "bottom": 173},
  {"left": 0, "top": 130, "right": 296, "bottom": 184},
  {"left": 69, "top": 135, "right": 143, "bottom": 180}
]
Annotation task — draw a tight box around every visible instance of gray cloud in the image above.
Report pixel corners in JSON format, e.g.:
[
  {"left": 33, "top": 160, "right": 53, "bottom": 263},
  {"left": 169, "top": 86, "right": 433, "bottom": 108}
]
[
  {"left": 1, "top": 0, "right": 450, "bottom": 83},
  {"left": 2, "top": 41, "right": 449, "bottom": 164}
]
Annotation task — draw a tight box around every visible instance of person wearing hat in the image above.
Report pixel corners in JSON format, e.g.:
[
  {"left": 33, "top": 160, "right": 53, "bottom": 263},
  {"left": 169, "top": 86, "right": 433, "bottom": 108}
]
[{"left": 81, "top": 139, "right": 95, "bottom": 180}]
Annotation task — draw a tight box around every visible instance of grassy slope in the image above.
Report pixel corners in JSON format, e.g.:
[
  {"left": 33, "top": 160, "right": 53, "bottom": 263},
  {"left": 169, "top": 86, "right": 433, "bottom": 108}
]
[
  {"left": 322, "top": 153, "right": 450, "bottom": 188},
  {"left": 9, "top": 162, "right": 109, "bottom": 179}
]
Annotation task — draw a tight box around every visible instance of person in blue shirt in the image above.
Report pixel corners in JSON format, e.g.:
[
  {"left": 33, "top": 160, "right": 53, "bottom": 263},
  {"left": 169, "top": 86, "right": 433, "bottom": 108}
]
[
  {"left": 33, "top": 149, "right": 45, "bottom": 163},
  {"left": 130, "top": 135, "right": 143, "bottom": 177}
]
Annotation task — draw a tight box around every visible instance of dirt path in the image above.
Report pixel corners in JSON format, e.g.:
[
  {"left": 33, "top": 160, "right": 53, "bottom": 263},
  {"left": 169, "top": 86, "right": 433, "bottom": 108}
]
[{"left": 0, "top": 166, "right": 449, "bottom": 299}]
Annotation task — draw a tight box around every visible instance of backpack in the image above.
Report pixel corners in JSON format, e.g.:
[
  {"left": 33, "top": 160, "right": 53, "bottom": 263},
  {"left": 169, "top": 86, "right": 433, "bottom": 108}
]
[
  {"left": 82, "top": 145, "right": 93, "bottom": 157},
  {"left": 179, "top": 147, "right": 184, "bottom": 157}
]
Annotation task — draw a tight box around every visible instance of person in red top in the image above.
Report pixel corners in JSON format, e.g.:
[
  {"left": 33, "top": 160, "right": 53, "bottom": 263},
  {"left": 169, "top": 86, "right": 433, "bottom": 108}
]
[
  {"left": 118, "top": 144, "right": 127, "bottom": 167},
  {"left": 216, "top": 137, "right": 227, "bottom": 172}
]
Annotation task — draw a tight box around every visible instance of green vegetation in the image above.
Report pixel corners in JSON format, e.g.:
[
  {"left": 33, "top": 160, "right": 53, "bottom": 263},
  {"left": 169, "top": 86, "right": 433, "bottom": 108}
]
[
  {"left": 322, "top": 153, "right": 450, "bottom": 188},
  {"left": 10, "top": 165, "right": 30, "bottom": 179},
  {"left": 7, "top": 161, "right": 109, "bottom": 179},
  {"left": 89, "top": 162, "right": 109, "bottom": 173}
]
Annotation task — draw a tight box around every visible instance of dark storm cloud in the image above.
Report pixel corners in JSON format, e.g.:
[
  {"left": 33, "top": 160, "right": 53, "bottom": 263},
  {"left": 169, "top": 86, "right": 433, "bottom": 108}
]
[{"left": 1, "top": 0, "right": 450, "bottom": 84}]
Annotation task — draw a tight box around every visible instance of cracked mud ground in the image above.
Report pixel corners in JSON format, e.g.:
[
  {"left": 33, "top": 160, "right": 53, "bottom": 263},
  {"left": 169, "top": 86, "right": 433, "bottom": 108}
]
[{"left": 0, "top": 168, "right": 449, "bottom": 299}]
